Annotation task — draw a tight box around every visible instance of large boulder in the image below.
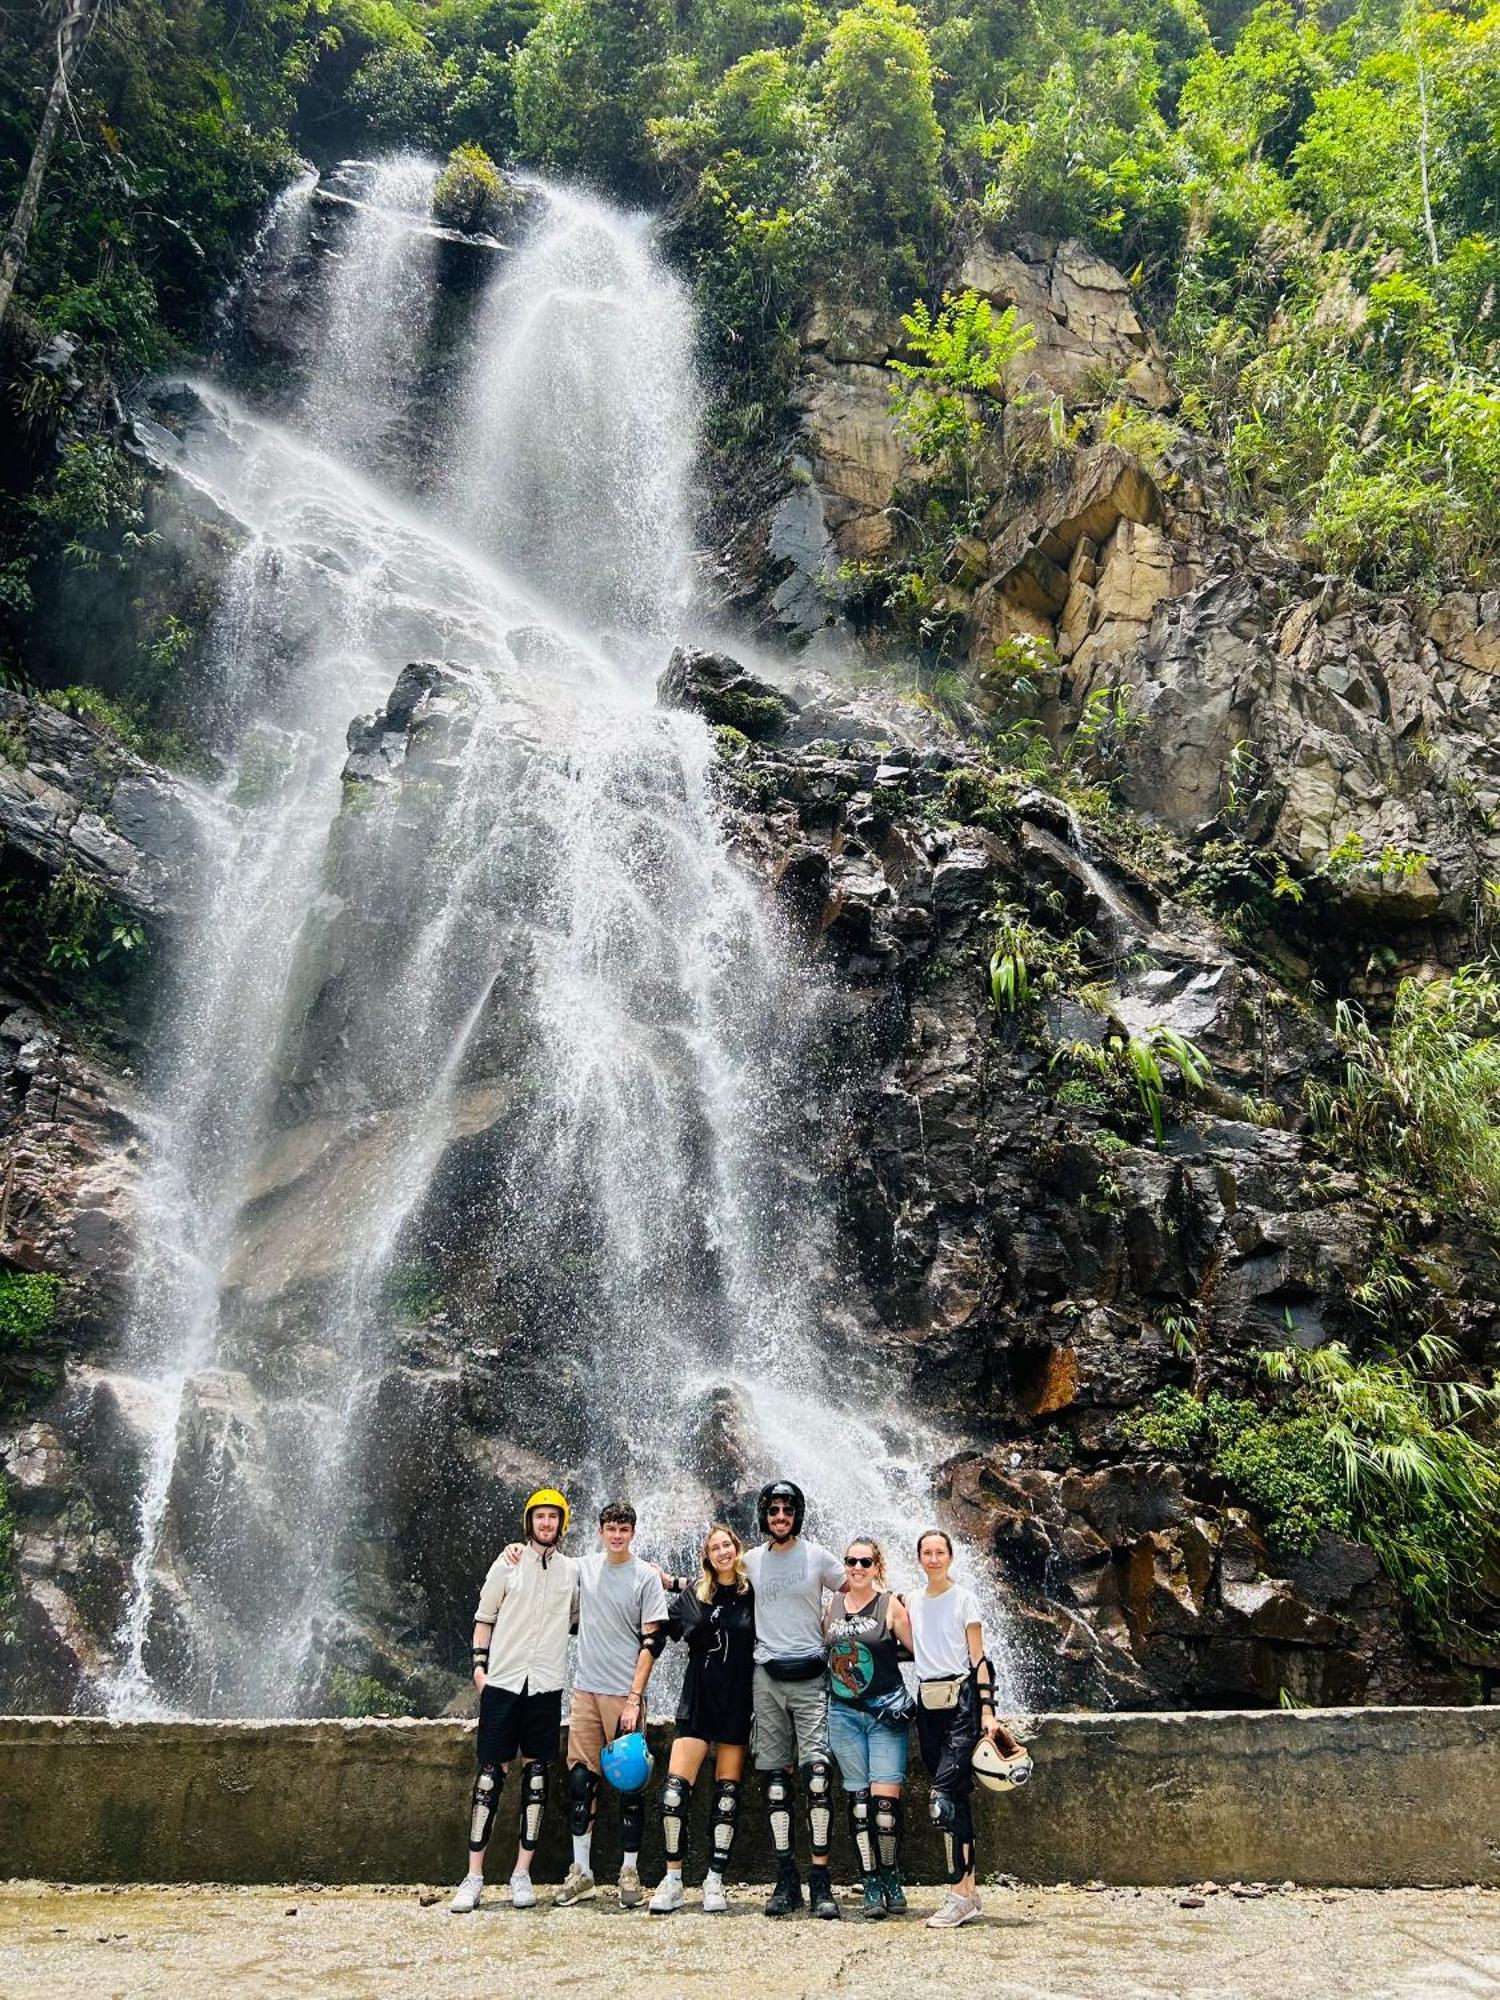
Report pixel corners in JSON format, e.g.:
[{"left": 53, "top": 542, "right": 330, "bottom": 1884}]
[{"left": 657, "top": 647, "right": 799, "bottom": 740}]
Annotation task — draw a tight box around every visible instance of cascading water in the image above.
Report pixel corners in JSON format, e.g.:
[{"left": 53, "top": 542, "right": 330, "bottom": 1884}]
[{"left": 101, "top": 168, "right": 1021, "bottom": 1718}]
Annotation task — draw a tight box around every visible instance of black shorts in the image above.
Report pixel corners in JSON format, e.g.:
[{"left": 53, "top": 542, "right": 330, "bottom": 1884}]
[{"left": 477, "top": 1682, "right": 563, "bottom": 1766}]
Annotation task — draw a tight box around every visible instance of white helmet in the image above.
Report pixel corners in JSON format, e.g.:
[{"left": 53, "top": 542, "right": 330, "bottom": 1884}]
[{"left": 972, "top": 1738, "right": 1034, "bottom": 1792}]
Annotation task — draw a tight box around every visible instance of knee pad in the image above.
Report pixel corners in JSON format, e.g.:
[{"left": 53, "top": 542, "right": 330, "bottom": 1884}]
[
  {"left": 928, "top": 1788, "right": 956, "bottom": 1831},
  {"left": 945, "top": 1798, "right": 975, "bottom": 1885},
  {"left": 468, "top": 1762, "right": 502, "bottom": 1853},
  {"left": 566, "top": 1761, "right": 599, "bottom": 1837},
  {"left": 619, "top": 1790, "right": 645, "bottom": 1852},
  {"left": 710, "top": 1778, "right": 740, "bottom": 1869},
  {"left": 660, "top": 1773, "right": 692, "bottom": 1862},
  {"left": 765, "top": 1768, "right": 794, "bottom": 1860},
  {"left": 518, "top": 1758, "right": 548, "bottom": 1849},
  {"left": 848, "top": 1789, "right": 875, "bottom": 1874},
  {"left": 875, "top": 1795, "right": 902, "bottom": 1871},
  {"left": 801, "top": 1758, "right": 833, "bottom": 1854}
]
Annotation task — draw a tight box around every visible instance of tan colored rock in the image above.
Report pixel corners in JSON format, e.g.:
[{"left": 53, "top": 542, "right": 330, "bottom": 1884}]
[
  {"left": 957, "top": 233, "right": 1173, "bottom": 410},
  {"left": 793, "top": 362, "right": 906, "bottom": 560},
  {"left": 1426, "top": 592, "right": 1500, "bottom": 676}
]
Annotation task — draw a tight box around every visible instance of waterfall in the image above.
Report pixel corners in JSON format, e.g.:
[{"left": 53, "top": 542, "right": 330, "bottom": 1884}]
[{"left": 101, "top": 169, "right": 1020, "bottom": 1717}]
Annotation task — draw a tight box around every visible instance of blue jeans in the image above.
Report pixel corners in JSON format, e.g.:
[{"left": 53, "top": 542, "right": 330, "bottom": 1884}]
[{"left": 828, "top": 1697, "right": 910, "bottom": 1790}]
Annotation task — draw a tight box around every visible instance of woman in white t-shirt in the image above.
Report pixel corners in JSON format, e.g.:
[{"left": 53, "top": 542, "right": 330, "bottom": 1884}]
[{"left": 906, "top": 1529, "right": 1021, "bottom": 1931}]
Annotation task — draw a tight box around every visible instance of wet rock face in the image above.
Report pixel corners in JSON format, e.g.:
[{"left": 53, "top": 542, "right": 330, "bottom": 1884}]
[
  {"left": 3, "top": 650, "right": 1492, "bottom": 1713},
  {"left": 703, "top": 717, "right": 1493, "bottom": 1708},
  {"left": 0, "top": 690, "right": 201, "bottom": 928},
  {"left": 658, "top": 647, "right": 799, "bottom": 739}
]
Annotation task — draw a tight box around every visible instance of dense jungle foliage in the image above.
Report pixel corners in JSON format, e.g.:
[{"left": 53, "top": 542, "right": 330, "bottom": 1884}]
[{"left": 1, "top": 0, "right": 1498, "bottom": 607}]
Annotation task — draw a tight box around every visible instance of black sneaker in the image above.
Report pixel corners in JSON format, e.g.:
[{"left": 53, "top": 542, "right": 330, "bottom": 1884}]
[
  {"left": 879, "top": 1867, "right": 907, "bottom": 1915},
  {"left": 861, "top": 1873, "right": 886, "bottom": 1920},
  {"left": 808, "top": 1866, "right": 841, "bottom": 1920},
  {"left": 764, "top": 1863, "right": 803, "bottom": 1917}
]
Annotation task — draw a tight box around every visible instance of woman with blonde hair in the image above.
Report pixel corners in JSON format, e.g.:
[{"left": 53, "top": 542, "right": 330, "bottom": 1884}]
[
  {"left": 823, "top": 1535, "right": 915, "bottom": 1918},
  {"left": 647, "top": 1523, "right": 756, "bottom": 1914}
]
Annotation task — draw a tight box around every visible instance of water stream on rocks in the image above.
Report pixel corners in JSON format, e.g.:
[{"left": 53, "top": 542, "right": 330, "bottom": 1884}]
[{"left": 101, "top": 169, "right": 1019, "bottom": 1717}]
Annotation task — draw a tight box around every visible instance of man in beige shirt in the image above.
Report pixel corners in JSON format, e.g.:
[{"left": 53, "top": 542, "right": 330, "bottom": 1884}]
[{"left": 450, "top": 1486, "right": 578, "bottom": 1914}]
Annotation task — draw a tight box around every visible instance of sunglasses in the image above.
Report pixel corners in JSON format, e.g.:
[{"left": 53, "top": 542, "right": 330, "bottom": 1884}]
[
  {"left": 767, "top": 1505, "right": 795, "bottom": 1516},
  {"left": 845, "top": 1554, "right": 876, "bottom": 1567}
]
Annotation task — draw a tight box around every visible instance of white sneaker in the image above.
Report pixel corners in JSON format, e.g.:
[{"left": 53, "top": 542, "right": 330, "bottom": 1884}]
[
  {"left": 649, "top": 1872, "right": 685, "bottom": 1915},
  {"left": 701, "top": 1871, "right": 728, "bottom": 1914},
  {"left": 925, "top": 1890, "right": 980, "bottom": 1929},
  {"left": 554, "top": 1863, "right": 596, "bottom": 1906},
  {"left": 449, "top": 1873, "right": 484, "bottom": 1914},
  {"left": 509, "top": 1871, "right": 538, "bottom": 1910}
]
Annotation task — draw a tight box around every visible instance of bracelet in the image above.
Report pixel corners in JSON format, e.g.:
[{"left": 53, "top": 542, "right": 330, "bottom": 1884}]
[{"left": 471, "top": 1648, "right": 489, "bottom": 1665}]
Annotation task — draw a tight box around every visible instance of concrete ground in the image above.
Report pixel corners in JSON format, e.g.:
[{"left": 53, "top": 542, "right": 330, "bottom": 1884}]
[{"left": 1, "top": 1880, "right": 1497, "bottom": 2000}]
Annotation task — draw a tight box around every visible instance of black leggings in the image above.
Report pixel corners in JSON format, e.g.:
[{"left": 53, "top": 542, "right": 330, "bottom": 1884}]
[{"left": 915, "top": 1678, "right": 979, "bottom": 1885}]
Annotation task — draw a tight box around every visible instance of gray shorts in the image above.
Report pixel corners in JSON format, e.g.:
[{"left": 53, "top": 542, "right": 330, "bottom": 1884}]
[{"left": 752, "top": 1666, "right": 830, "bottom": 1771}]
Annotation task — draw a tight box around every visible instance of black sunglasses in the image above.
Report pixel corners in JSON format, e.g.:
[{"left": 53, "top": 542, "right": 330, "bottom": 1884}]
[{"left": 845, "top": 1554, "right": 876, "bottom": 1567}]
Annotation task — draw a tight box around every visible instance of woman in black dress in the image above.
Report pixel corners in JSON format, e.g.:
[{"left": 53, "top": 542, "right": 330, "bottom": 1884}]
[{"left": 647, "top": 1523, "right": 756, "bottom": 1915}]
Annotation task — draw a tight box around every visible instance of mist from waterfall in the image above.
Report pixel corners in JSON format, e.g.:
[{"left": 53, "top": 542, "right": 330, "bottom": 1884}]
[{"left": 100, "top": 167, "right": 1020, "bottom": 1718}]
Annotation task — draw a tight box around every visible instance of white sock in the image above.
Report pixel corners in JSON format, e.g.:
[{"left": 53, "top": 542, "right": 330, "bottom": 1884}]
[
  {"left": 622, "top": 1850, "right": 639, "bottom": 1873},
  {"left": 572, "top": 1834, "right": 592, "bottom": 1872}
]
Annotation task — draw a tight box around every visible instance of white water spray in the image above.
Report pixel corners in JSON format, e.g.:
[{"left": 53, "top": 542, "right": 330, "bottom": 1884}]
[{"left": 101, "top": 171, "right": 1021, "bottom": 1716}]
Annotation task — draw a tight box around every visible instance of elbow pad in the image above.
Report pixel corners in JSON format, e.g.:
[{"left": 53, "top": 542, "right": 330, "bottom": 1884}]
[{"left": 640, "top": 1626, "right": 666, "bottom": 1659}]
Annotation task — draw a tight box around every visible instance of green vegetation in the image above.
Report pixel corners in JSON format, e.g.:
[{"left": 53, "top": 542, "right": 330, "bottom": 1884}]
[
  {"left": 1058, "top": 1023, "right": 1212, "bottom": 1146},
  {"left": 328, "top": 1664, "right": 416, "bottom": 1716},
  {"left": 431, "top": 142, "right": 512, "bottom": 234},
  {"left": 0, "top": 1271, "right": 61, "bottom": 1422},
  {"left": 1127, "top": 1333, "right": 1500, "bottom": 1637},
  {"left": 1, "top": 0, "right": 1496, "bottom": 614},
  {"left": 384, "top": 1258, "right": 444, "bottom": 1322},
  {"left": 1307, "top": 966, "right": 1500, "bottom": 1224},
  {"left": 0, "top": 1271, "right": 61, "bottom": 1352}
]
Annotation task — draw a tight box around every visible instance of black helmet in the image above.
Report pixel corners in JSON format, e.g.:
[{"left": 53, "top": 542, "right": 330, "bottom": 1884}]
[{"left": 757, "top": 1480, "right": 805, "bottom": 1535}]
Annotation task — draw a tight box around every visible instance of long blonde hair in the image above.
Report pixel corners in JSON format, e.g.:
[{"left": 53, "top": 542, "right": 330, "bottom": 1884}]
[
  {"left": 844, "top": 1536, "right": 888, "bottom": 1590},
  {"left": 697, "top": 1521, "right": 750, "bottom": 1601}
]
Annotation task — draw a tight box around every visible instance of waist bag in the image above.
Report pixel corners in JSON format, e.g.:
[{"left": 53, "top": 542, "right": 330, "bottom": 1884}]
[
  {"left": 764, "top": 1652, "right": 827, "bottom": 1683},
  {"left": 918, "top": 1673, "right": 967, "bottom": 1711}
]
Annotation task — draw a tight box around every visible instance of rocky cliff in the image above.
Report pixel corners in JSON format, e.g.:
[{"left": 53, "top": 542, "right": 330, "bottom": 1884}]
[{"left": 1, "top": 197, "right": 1495, "bottom": 1716}]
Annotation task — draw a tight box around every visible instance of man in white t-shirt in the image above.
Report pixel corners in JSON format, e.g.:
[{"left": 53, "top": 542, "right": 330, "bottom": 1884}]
[
  {"left": 742, "top": 1479, "right": 844, "bottom": 1921},
  {"left": 553, "top": 1501, "right": 668, "bottom": 1910},
  {"left": 450, "top": 1486, "right": 579, "bottom": 1915}
]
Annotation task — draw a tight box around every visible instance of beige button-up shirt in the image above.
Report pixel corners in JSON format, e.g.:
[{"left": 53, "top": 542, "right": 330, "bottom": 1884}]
[{"left": 474, "top": 1544, "right": 578, "bottom": 1695}]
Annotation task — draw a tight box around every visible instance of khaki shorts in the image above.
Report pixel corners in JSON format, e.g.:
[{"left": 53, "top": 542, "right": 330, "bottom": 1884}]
[
  {"left": 567, "top": 1690, "right": 632, "bottom": 1773},
  {"left": 752, "top": 1666, "right": 830, "bottom": 1771}
]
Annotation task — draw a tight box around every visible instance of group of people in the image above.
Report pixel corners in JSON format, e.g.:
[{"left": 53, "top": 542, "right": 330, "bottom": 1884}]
[{"left": 448, "top": 1479, "right": 1026, "bottom": 1931}]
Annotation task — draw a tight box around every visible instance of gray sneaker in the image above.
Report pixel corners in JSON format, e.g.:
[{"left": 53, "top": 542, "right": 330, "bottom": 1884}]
[
  {"left": 508, "top": 1871, "right": 538, "bottom": 1910},
  {"left": 554, "top": 1864, "right": 596, "bottom": 1906},
  {"left": 449, "top": 1873, "right": 484, "bottom": 1914},
  {"left": 617, "top": 1865, "right": 643, "bottom": 1908},
  {"left": 925, "top": 1890, "right": 980, "bottom": 1930}
]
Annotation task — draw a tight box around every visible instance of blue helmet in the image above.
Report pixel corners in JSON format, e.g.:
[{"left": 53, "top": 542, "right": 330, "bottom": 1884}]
[{"left": 600, "top": 1730, "right": 654, "bottom": 1795}]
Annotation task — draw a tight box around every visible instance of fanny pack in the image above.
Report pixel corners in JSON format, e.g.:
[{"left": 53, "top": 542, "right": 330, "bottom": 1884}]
[
  {"left": 918, "top": 1673, "right": 967, "bottom": 1712},
  {"left": 764, "top": 1652, "right": 827, "bottom": 1683},
  {"left": 865, "top": 1684, "right": 917, "bottom": 1726}
]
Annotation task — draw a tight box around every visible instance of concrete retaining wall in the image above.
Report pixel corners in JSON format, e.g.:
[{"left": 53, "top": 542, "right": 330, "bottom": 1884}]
[{"left": 2, "top": 1708, "right": 1497, "bottom": 1887}]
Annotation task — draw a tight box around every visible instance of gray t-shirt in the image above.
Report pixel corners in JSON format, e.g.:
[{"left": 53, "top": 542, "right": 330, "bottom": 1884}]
[
  {"left": 574, "top": 1552, "right": 669, "bottom": 1696},
  {"left": 743, "top": 1539, "right": 844, "bottom": 1663}
]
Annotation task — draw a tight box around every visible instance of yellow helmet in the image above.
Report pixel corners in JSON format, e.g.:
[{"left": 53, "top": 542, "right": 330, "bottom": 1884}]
[{"left": 523, "top": 1487, "right": 570, "bottom": 1538}]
